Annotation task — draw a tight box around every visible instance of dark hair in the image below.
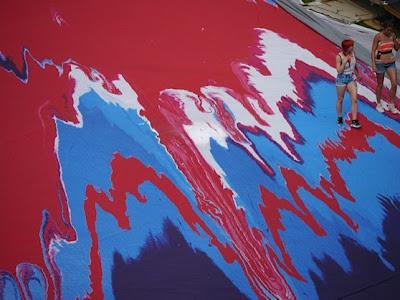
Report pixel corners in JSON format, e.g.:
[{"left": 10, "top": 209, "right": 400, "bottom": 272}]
[{"left": 382, "top": 19, "right": 394, "bottom": 29}]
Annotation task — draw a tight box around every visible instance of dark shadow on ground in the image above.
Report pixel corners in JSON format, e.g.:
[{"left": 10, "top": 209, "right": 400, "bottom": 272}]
[
  {"left": 310, "top": 195, "right": 400, "bottom": 300},
  {"left": 111, "top": 219, "right": 249, "bottom": 300}
]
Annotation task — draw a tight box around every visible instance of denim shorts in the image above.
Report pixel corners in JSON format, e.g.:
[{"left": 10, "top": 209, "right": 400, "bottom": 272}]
[
  {"left": 336, "top": 73, "right": 356, "bottom": 86},
  {"left": 376, "top": 62, "right": 396, "bottom": 74}
]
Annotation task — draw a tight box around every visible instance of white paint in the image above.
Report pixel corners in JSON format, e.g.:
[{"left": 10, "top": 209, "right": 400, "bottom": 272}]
[
  {"left": 63, "top": 64, "right": 142, "bottom": 129},
  {"left": 161, "top": 89, "right": 229, "bottom": 178},
  {"left": 201, "top": 86, "right": 279, "bottom": 167}
]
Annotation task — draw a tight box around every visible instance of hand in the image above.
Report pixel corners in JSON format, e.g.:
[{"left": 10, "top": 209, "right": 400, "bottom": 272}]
[{"left": 372, "top": 64, "right": 377, "bottom": 72}]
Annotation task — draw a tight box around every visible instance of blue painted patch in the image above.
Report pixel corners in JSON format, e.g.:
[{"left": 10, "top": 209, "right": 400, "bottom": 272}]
[
  {"left": 210, "top": 78, "right": 400, "bottom": 298},
  {"left": 55, "top": 90, "right": 256, "bottom": 299},
  {"left": 0, "top": 272, "right": 20, "bottom": 300}
]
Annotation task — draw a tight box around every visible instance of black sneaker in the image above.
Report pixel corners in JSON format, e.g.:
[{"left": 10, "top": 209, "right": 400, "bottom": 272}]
[
  {"left": 337, "top": 116, "right": 343, "bottom": 125},
  {"left": 351, "top": 119, "right": 361, "bottom": 129}
]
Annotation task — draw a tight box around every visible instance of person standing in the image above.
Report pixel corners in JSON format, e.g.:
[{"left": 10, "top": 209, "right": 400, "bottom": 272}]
[
  {"left": 336, "top": 39, "right": 361, "bottom": 129},
  {"left": 371, "top": 20, "right": 400, "bottom": 114}
]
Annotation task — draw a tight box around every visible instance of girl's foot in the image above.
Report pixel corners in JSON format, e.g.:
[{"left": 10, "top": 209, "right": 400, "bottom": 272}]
[
  {"left": 376, "top": 103, "right": 385, "bottom": 113},
  {"left": 337, "top": 116, "right": 343, "bottom": 125},
  {"left": 388, "top": 103, "right": 400, "bottom": 114},
  {"left": 351, "top": 119, "right": 362, "bottom": 129}
]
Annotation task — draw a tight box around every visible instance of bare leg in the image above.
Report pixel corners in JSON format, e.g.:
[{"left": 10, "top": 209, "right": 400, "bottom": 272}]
[
  {"left": 336, "top": 85, "right": 346, "bottom": 117},
  {"left": 347, "top": 81, "right": 358, "bottom": 120},
  {"left": 386, "top": 67, "right": 397, "bottom": 105},
  {"left": 376, "top": 72, "right": 384, "bottom": 104}
]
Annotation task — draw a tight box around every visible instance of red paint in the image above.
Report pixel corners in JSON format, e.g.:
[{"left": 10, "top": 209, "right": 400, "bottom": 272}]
[
  {"left": 0, "top": 53, "right": 78, "bottom": 299},
  {"left": 1, "top": 0, "right": 399, "bottom": 299}
]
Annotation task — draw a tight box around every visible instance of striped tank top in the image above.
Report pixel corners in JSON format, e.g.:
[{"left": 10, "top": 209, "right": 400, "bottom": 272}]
[
  {"left": 376, "top": 37, "right": 395, "bottom": 62},
  {"left": 377, "top": 40, "right": 394, "bottom": 53}
]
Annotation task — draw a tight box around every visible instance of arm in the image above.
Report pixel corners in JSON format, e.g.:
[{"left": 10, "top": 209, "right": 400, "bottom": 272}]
[
  {"left": 371, "top": 34, "right": 379, "bottom": 70},
  {"left": 353, "top": 51, "right": 359, "bottom": 76},
  {"left": 336, "top": 54, "right": 348, "bottom": 74},
  {"left": 394, "top": 34, "right": 400, "bottom": 51},
  {"left": 355, "top": 62, "right": 359, "bottom": 77}
]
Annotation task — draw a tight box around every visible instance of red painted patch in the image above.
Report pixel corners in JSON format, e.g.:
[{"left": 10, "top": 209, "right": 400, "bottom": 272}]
[{"left": 1, "top": 1, "right": 400, "bottom": 299}]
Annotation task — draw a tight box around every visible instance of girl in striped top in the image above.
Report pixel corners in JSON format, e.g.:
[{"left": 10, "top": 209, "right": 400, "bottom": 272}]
[{"left": 371, "top": 20, "right": 400, "bottom": 114}]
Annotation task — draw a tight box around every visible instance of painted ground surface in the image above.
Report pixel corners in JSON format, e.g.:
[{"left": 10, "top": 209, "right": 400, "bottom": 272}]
[{"left": 1, "top": 1, "right": 400, "bottom": 299}]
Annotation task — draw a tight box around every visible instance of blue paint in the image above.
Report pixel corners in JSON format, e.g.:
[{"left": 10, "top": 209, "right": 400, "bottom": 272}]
[
  {"left": 22, "top": 265, "right": 47, "bottom": 300},
  {"left": 0, "top": 272, "right": 21, "bottom": 300},
  {"left": 55, "top": 90, "right": 256, "bottom": 299},
  {"left": 210, "top": 78, "right": 400, "bottom": 298}
]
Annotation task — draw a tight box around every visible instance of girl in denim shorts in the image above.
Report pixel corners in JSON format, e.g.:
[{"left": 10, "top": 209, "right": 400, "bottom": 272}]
[
  {"left": 336, "top": 39, "right": 361, "bottom": 128},
  {"left": 371, "top": 20, "right": 400, "bottom": 114}
]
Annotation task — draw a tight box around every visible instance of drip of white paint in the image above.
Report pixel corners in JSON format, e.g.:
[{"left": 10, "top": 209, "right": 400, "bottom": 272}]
[
  {"left": 200, "top": 86, "right": 279, "bottom": 166},
  {"left": 162, "top": 89, "right": 229, "bottom": 179},
  {"left": 66, "top": 64, "right": 142, "bottom": 128}
]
